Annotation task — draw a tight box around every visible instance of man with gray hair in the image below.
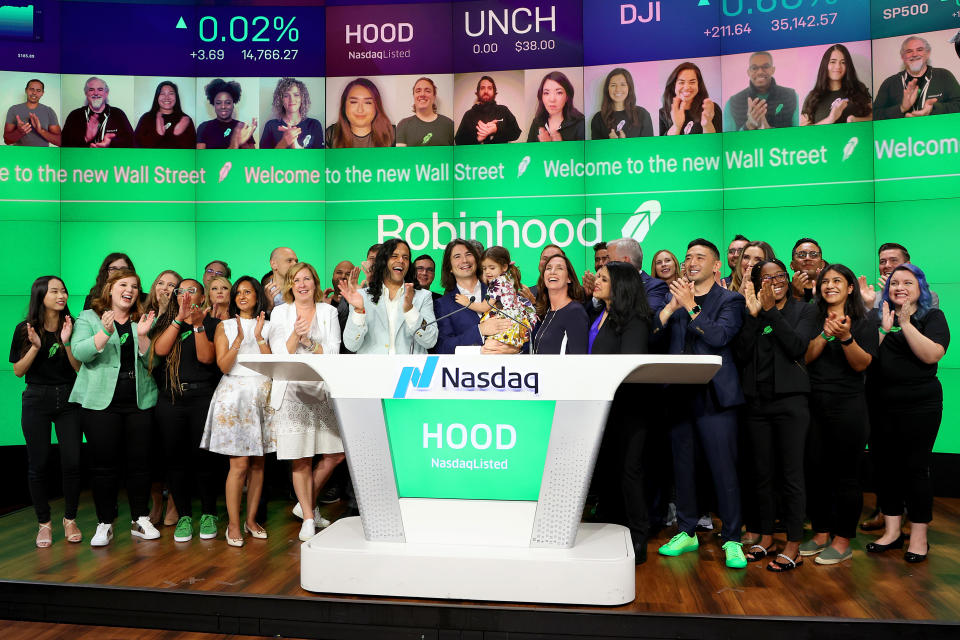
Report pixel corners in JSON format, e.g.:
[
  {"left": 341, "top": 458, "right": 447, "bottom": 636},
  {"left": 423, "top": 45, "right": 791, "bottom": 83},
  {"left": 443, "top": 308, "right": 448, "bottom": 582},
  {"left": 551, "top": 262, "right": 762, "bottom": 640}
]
[
  {"left": 62, "top": 76, "right": 134, "bottom": 147},
  {"left": 583, "top": 237, "right": 668, "bottom": 319},
  {"left": 873, "top": 35, "right": 960, "bottom": 120}
]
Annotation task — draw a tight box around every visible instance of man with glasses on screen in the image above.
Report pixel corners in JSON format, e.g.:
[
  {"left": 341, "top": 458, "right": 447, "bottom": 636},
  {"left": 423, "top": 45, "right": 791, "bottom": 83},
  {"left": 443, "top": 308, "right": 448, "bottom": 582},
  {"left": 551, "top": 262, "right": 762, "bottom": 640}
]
[
  {"left": 723, "top": 52, "right": 799, "bottom": 132},
  {"left": 62, "top": 77, "right": 134, "bottom": 148},
  {"left": 454, "top": 76, "right": 522, "bottom": 145},
  {"left": 4, "top": 79, "right": 61, "bottom": 147},
  {"left": 874, "top": 36, "right": 960, "bottom": 120}
]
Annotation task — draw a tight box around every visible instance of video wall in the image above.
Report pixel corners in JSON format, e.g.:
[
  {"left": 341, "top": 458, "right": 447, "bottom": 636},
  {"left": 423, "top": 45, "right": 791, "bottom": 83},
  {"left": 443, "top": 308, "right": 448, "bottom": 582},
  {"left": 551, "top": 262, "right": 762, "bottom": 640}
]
[{"left": 1, "top": 0, "right": 959, "bottom": 449}]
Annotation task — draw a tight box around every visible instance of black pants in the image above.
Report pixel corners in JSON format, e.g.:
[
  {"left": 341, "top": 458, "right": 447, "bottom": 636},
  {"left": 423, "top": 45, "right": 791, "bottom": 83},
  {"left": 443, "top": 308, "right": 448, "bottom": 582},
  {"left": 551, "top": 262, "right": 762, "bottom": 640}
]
[
  {"left": 807, "top": 391, "right": 868, "bottom": 540},
  {"left": 155, "top": 389, "right": 222, "bottom": 519},
  {"left": 872, "top": 391, "right": 941, "bottom": 524},
  {"left": 670, "top": 387, "right": 742, "bottom": 543},
  {"left": 82, "top": 381, "right": 154, "bottom": 523},
  {"left": 742, "top": 392, "right": 809, "bottom": 541},
  {"left": 596, "top": 386, "right": 654, "bottom": 543},
  {"left": 22, "top": 383, "right": 82, "bottom": 523}
]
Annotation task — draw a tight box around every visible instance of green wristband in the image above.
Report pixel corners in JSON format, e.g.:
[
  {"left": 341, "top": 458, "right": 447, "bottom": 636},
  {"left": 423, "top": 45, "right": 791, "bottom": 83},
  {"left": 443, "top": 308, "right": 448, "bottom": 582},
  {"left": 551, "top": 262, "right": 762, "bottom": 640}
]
[
  {"left": 820, "top": 331, "right": 835, "bottom": 342},
  {"left": 99, "top": 327, "right": 112, "bottom": 337},
  {"left": 879, "top": 327, "right": 890, "bottom": 335}
]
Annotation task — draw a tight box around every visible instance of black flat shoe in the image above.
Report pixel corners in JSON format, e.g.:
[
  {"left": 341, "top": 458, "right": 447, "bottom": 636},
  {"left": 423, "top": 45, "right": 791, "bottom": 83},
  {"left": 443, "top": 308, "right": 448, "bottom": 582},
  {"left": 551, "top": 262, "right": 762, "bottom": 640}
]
[
  {"left": 633, "top": 539, "right": 648, "bottom": 565},
  {"left": 865, "top": 534, "right": 905, "bottom": 553},
  {"left": 905, "top": 544, "right": 929, "bottom": 564}
]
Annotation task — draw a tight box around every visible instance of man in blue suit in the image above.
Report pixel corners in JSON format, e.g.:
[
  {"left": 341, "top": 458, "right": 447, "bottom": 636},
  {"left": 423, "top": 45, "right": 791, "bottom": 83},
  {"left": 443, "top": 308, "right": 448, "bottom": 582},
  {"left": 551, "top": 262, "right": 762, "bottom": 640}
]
[{"left": 654, "top": 238, "right": 747, "bottom": 569}]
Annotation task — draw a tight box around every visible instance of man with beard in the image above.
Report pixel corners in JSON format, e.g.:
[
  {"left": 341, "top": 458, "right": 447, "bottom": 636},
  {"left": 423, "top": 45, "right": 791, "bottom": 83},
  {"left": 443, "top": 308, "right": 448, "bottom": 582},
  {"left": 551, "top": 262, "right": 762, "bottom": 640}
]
[
  {"left": 723, "top": 51, "right": 799, "bottom": 131},
  {"left": 62, "top": 77, "right": 134, "bottom": 147},
  {"left": 789, "top": 238, "right": 825, "bottom": 303},
  {"left": 873, "top": 35, "right": 960, "bottom": 120},
  {"left": 454, "top": 76, "right": 521, "bottom": 145}
]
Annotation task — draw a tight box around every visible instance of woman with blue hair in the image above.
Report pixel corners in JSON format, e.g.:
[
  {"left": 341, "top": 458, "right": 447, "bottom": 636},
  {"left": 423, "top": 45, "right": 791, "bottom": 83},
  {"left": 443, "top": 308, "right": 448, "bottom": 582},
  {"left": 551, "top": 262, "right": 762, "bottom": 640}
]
[{"left": 865, "top": 264, "right": 949, "bottom": 563}]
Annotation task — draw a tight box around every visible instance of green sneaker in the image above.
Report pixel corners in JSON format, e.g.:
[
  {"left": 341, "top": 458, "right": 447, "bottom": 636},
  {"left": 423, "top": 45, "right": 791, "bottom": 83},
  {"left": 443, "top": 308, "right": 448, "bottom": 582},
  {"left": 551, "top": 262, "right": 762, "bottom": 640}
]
[
  {"left": 198, "top": 514, "right": 218, "bottom": 540},
  {"left": 814, "top": 545, "right": 852, "bottom": 565},
  {"left": 658, "top": 532, "right": 699, "bottom": 557},
  {"left": 173, "top": 516, "right": 193, "bottom": 542},
  {"left": 723, "top": 541, "right": 747, "bottom": 569},
  {"left": 799, "top": 537, "right": 831, "bottom": 556}
]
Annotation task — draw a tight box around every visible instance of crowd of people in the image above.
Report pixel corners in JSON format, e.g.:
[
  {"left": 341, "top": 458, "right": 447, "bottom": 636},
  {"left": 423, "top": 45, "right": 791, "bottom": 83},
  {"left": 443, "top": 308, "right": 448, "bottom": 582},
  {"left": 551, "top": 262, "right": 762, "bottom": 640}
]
[
  {"left": 6, "top": 36, "right": 958, "bottom": 148},
  {"left": 12, "top": 234, "right": 948, "bottom": 575}
]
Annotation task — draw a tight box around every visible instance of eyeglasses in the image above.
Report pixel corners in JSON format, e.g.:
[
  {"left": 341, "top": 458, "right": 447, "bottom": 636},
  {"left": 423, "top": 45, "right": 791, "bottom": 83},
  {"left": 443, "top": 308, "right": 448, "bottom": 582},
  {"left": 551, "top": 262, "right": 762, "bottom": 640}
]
[
  {"left": 728, "top": 248, "right": 743, "bottom": 256},
  {"left": 793, "top": 250, "right": 821, "bottom": 259},
  {"left": 761, "top": 272, "right": 789, "bottom": 283},
  {"left": 205, "top": 268, "right": 225, "bottom": 277},
  {"left": 174, "top": 287, "right": 198, "bottom": 295},
  {"left": 748, "top": 63, "right": 773, "bottom": 72},
  {"left": 415, "top": 266, "right": 435, "bottom": 273}
]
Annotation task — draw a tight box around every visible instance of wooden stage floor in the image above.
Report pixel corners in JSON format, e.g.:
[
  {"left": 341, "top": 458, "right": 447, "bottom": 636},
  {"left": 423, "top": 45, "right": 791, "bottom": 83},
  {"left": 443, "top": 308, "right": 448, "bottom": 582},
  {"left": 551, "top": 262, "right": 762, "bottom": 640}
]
[{"left": 2, "top": 492, "right": 959, "bottom": 638}]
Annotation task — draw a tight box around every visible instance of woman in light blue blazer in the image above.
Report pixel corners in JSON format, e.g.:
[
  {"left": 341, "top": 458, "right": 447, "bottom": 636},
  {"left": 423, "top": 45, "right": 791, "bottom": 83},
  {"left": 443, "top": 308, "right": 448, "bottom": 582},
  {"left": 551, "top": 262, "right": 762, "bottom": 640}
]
[
  {"left": 70, "top": 269, "right": 159, "bottom": 547},
  {"left": 339, "top": 239, "right": 437, "bottom": 354}
]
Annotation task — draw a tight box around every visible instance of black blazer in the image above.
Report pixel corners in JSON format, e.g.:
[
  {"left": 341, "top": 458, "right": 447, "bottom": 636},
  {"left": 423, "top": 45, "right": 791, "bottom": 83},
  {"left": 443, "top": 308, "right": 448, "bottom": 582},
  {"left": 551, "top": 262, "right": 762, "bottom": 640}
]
[
  {"left": 591, "top": 314, "right": 650, "bottom": 354},
  {"left": 734, "top": 297, "right": 818, "bottom": 397}
]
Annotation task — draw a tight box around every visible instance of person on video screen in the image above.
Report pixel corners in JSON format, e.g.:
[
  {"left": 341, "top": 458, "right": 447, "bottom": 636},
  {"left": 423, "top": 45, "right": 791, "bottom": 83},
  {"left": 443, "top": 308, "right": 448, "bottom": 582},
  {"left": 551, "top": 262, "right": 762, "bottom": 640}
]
[
  {"left": 260, "top": 77, "right": 323, "bottom": 149},
  {"left": 454, "top": 75, "right": 521, "bottom": 145},
  {"left": 659, "top": 62, "right": 722, "bottom": 135},
  {"left": 4, "top": 79, "right": 61, "bottom": 147},
  {"left": 800, "top": 44, "right": 872, "bottom": 126},
  {"left": 873, "top": 35, "right": 960, "bottom": 120},
  {"left": 396, "top": 77, "right": 454, "bottom": 147},
  {"left": 62, "top": 77, "right": 134, "bottom": 148},
  {"left": 723, "top": 52, "right": 799, "bottom": 131},
  {"left": 134, "top": 81, "right": 195, "bottom": 149},
  {"left": 325, "top": 78, "right": 395, "bottom": 149},
  {"left": 526, "top": 71, "right": 584, "bottom": 142},
  {"left": 196, "top": 79, "right": 256, "bottom": 150},
  {"left": 590, "top": 67, "right": 653, "bottom": 139}
]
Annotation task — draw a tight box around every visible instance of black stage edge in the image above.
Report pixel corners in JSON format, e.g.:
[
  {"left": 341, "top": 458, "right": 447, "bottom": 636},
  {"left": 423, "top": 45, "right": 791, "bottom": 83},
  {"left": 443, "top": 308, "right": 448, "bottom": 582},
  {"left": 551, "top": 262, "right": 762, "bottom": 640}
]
[{"left": 1, "top": 580, "right": 959, "bottom": 640}]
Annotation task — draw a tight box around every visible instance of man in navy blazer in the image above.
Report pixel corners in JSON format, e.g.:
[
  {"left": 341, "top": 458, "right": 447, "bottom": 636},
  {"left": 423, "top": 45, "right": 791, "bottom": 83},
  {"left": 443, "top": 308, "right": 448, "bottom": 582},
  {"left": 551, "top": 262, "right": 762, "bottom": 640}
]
[
  {"left": 433, "top": 281, "right": 488, "bottom": 353},
  {"left": 653, "top": 238, "right": 747, "bottom": 569},
  {"left": 584, "top": 237, "right": 668, "bottom": 320}
]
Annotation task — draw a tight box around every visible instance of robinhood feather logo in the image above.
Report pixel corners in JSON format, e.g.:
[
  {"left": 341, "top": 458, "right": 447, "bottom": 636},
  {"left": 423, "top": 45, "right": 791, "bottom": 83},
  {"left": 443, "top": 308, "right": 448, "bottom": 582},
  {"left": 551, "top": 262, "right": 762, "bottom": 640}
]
[{"left": 620, "top": 200, "right": 662, "bottom": 243}]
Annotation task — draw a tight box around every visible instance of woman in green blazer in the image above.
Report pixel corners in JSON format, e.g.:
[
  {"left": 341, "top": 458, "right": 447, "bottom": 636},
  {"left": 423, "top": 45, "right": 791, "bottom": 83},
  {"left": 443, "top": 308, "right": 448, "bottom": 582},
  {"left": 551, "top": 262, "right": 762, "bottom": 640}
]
[{"left": 70, "top": 269, "right": 159, "bottom": 547}]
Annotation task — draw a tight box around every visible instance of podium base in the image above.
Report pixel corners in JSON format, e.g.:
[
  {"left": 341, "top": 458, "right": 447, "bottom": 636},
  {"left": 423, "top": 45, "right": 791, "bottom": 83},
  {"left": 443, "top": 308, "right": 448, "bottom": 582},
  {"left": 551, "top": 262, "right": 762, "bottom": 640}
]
[{"left": 301, "top": 517, "right": 635, "bottom": 605}]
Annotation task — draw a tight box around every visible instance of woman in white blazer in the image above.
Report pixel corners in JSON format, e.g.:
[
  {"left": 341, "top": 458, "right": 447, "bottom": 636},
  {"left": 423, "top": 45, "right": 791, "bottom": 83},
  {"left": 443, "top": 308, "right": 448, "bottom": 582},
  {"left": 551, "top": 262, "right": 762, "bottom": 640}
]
[{"left": 267, "top": 262, "right": 344, "bottom": 541}]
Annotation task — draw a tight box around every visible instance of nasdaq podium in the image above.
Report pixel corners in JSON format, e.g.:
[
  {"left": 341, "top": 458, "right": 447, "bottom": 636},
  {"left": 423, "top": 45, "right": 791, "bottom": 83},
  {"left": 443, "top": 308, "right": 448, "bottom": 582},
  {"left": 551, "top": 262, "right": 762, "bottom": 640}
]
[{"left": 240, "top": 354, "right": 720, "bottom": 605}]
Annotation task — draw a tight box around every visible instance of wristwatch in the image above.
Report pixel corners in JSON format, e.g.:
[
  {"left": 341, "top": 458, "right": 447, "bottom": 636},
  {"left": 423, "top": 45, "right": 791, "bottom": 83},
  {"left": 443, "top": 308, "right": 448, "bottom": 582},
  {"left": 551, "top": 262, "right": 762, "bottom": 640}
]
[
  {"left": 840, "top": 336, "right": 854, "bottom": 346},
  {"left": 192, "top": 325, "right": 204, "bottom": 334},
  {"left": 688, "top": 304, "right": 702, "bottom": 317}
]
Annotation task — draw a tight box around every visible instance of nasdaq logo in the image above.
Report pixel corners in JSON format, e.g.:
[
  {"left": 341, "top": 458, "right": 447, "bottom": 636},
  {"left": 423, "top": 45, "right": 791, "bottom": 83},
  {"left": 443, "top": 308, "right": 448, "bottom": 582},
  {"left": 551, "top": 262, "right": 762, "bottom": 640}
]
[{"left": 393, "top": 355, "right": 439, "bottom": 399}]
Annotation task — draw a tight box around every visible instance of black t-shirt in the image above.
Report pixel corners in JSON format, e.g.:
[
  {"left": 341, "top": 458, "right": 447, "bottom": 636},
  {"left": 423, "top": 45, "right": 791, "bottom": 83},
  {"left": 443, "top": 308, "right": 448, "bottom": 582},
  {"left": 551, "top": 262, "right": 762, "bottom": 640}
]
[
  {"left": 808, "top": 315, "right": 878, "bottom": 394},
  {"left": 197, "top": 118, "right": 243, "bottom": 149},
  {"left": 590, "top": 108, "right": 654, "bottom": 139},
  {"left": 9, "top": 321, "right": 77, "bottom": 386},
  {"left": 873, "top": 309, "right": 949, "bottom": 400},
  {"left": 530, "top": 302, "right": 589, "bottom": 354},
  {"left": 153, "top": 316, "right": 220, "bottom": 391},
  {"left": 115, "top": 321, "right": 135, "bottom": 373},
  {"left": 756, "top": 324, "right": 775, "bottom": 387},
  {"left": 659, "top": 104, "right": 723, "bottom": 135}
]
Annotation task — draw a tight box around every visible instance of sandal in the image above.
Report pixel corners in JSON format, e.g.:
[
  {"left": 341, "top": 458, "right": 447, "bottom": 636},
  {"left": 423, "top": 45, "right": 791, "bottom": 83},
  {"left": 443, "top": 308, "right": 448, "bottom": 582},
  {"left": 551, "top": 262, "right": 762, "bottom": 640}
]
[
  {"left": 36, "top": 522, "right": 53, "bottom": 548},
  {"left": 746, "top": 543, "right": 775, "bottom": 562},
  {"left": 63, "top": 518, "right": 82, "bottom": 543},
  {"left": 766, "top": 552, "right": 803, "bottom": 572}
]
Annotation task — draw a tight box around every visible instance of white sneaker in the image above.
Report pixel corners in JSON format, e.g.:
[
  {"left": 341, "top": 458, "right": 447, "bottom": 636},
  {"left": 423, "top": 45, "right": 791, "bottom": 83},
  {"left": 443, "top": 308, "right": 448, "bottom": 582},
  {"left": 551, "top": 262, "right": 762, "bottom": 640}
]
[
  {"left": 91, "top": 523, "right": 113, "bottom": 547},
  {"left": 317, "top": 515, "right": 332, "bottom": 529},
  {"left": 696, "top": 515, "right": 714, "bottom": 531},
  {"left": 131, "top": 516, "right": 161, "bottom": 540},
  {"left": 292, "top": 503, "right": 323, "bottom": 523},
  {"left": 299, "top": 519, "right": 315, "bottom": 542}
]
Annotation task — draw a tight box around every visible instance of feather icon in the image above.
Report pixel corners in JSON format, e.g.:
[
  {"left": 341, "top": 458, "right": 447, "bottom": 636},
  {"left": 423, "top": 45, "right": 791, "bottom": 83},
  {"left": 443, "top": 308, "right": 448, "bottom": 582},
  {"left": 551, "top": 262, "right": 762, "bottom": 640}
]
[
  {"left": 218, "top": 161, "right": 233, "bottom": 183},
  {"left": 517, "top": 155, "right": 531, "bottom": 178},
  {"left": 842, "top": 137, "right": 858, "bottom": 162},
  {"left": 620, "top": 200, "right": 662, "bottom": 243}
]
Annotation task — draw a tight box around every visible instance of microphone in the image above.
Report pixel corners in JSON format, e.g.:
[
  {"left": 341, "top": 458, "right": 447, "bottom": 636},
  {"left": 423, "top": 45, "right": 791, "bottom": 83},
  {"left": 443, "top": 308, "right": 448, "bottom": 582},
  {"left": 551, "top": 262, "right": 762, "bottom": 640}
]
[
  {"left": 422, "top": 296, "right": 475, "bottom": 327},
  {"left": 411, "top": 296, "right": 476, "bottom": 355}
]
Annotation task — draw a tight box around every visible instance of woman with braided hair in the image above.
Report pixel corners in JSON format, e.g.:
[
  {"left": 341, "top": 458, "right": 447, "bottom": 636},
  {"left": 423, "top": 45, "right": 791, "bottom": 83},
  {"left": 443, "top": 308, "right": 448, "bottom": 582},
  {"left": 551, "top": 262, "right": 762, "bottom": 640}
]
[{"left": 150, "top": 278, "right": 223, "bottom": 543}]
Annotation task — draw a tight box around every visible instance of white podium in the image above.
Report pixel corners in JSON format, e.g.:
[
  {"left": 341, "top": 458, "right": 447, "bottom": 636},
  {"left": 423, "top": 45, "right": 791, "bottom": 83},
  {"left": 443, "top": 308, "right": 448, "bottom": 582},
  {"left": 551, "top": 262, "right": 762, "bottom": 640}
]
[{"left": 240, "top": 354, "right": 720, "bottom": 605}]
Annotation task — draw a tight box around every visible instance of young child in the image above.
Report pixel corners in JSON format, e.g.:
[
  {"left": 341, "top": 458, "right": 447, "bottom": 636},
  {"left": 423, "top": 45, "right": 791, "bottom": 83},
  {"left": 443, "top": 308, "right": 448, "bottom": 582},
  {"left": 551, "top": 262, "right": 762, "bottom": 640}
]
[{"left": 455, "top": 246, "right": 538, "bottom": 352}]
